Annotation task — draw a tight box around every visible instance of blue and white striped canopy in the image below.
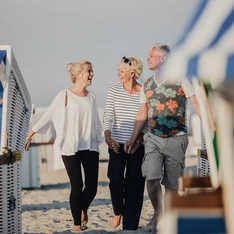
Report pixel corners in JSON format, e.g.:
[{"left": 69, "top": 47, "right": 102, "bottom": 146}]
[
  {"left": 0, "top": 50, "right": 6, "bottom": 64},
  {"left": 162, "top": 0, "right": 234, "bottom": 88},
  {"left": 0, "top": 50, "right": 6, "bottom": 82}
]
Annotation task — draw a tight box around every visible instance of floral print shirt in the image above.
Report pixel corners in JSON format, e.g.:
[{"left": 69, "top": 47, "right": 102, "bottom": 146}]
[{"left": 143, "top": 77, "right": 189, "bottom": 137}]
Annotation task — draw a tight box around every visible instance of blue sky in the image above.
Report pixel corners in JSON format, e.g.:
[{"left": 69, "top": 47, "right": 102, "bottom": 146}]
[{"left": 0, "top": 0, "right": 201, "bottom": 108}]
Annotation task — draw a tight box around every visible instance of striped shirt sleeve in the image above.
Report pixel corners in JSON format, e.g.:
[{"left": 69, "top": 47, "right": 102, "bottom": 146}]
[
  {"left": 103, "top": 83, "right": 147, "bottom": 143},
  {"left": 103, "top": 86, "right": 115, "bottom": 132}
]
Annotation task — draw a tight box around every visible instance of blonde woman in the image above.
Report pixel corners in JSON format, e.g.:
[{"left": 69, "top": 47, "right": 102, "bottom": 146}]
[
  {"left": 25, "top": 61, "right": 104, "bottom": 232},
  {"left": 104, "top": 56, "right": 146, "bottom": 230}
]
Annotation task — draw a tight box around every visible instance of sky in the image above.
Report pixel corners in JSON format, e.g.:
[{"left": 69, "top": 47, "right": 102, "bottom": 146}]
[{"left": 0, "top": 0, "right": 201, "bottom": 109}]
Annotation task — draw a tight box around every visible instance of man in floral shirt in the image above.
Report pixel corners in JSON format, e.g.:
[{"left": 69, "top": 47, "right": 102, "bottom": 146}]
[{"left": 124, "top": 43, "right": 200, "bottom": 232}]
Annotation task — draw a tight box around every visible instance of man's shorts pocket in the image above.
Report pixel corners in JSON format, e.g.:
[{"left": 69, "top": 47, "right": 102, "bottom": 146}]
[
  {"left": 141, "top": 155, "right": 149, "bottom": 177},
  {"left": 141, "top": 133, "right": 151, "bottom": 177}
]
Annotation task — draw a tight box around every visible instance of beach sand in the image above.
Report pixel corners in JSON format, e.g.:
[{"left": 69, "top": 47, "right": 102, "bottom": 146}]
[{"left": 22, "top": 157, "right": 197, "bottom": 234}]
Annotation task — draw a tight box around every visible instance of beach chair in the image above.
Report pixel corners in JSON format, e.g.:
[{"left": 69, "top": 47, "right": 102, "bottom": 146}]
[
  {"left": 159, "top": 0, "right": 234, "bottom": 232},
  {"left": 0, "top": 45, "right": 31, "bottom": 234}
]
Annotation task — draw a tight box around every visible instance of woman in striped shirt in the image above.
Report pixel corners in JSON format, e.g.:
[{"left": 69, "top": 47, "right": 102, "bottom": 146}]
[{"left": 104, "top": 56, "right": 146, "bottom": 230}]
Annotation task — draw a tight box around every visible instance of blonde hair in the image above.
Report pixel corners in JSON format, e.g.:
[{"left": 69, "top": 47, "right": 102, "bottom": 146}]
[
  {"left": 149, "top": 43, "right": 170, "bottom": 57},
  {"left": 66, "top": 61, "right": 92, "bottom": 83},
  {"left": 117, "top": 56, "right": 143, "bottom": 79}
]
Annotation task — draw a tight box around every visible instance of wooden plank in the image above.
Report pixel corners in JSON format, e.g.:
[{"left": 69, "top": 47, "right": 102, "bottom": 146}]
[
  {"left": 166, "top": 188, "right": 223, "bottom": 209},
  {"left": 179, "top": 176, "right": 212, "bottom": 191}
]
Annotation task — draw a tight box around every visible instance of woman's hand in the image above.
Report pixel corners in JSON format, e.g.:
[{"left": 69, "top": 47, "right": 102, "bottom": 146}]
[
  {"left": 106, "top": 137, "right": 120, "bottom": 154},
  {"left": 25, "top": 137, "right": 32, "bottom": 151},
  {"left": 24, "top": 130, "right": 36, "bottom": 151}
]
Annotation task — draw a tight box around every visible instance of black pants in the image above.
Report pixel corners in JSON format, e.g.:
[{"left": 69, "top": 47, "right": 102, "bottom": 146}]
[
  {"left": 107, "top": 144, "right": 145, "bottom": 230},
  {"left": 62, "top": 150, "right": 99, "bottom": 226}
]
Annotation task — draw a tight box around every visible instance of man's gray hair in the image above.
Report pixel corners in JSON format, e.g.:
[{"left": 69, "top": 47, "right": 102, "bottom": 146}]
[{"left": 149, "top": 43, "right": 170, "bottom": 56}]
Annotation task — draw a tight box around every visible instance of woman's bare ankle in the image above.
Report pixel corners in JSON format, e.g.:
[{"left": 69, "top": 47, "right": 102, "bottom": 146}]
[
  {"left": 81, "top": 210, "right": 88, "bottom": 230},
  {"left": 81, "top": 210, "right": 88, "bottom": 223},
  {"left": 73, "top": 225, "right": 82, "bottom": 232},
  {"left": 110, "top": 215, "right": 122, "bottom": 228}
]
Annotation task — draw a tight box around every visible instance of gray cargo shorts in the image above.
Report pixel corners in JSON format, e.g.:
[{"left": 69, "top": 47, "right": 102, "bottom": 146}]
[{"left": 141, "top": 132, "right": 189, "bottom": 190}]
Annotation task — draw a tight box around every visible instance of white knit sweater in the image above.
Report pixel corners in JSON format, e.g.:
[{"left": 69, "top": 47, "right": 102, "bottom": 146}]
[{"left": 32, "top": 89, "right": 104, "bottom": 155}]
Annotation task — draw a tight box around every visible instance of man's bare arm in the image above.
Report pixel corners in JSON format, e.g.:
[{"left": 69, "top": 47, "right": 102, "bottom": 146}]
[
  {"left": 124, "top": 103, "right": 148, "bottom": 154},
  {"left": 189, "top": 95, "right": 201, "bottom": 117}
]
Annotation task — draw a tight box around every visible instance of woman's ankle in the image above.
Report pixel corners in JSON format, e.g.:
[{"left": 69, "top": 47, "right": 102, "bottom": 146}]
[
  {"left": 82, "top": 210, "right": 88, "bottom": 223},
  {"left": 73, "top": 225, "right": 82, "bottom": 231},
  {"left": 110, "top": 215, "right": 122, "bottom": 228}
]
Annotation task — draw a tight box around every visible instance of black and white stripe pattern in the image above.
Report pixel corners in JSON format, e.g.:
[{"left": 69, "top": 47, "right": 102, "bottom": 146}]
[{"left": 104, "top": 83, "right": 146, "bottom": 144}]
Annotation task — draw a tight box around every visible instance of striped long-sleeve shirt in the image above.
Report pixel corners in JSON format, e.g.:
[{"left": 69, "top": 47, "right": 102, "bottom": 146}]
[{"left": 103, "top": 83, "right": 147, "bottom": 144}]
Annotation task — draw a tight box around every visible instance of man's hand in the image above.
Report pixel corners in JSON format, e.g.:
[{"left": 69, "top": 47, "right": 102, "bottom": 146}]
[
  {"left": 124, "top": 139, "right": 135, "bottom": 154},
  {"left": 129, "top": 142, "right": 140, "bottom": 154}
]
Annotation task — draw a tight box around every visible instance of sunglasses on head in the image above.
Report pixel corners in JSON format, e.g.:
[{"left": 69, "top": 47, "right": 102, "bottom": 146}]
[{"left": 122, "top": 56, "right": 131, "bottom": 66}]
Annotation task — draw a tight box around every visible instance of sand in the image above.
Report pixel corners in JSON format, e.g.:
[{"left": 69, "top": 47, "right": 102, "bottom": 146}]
[{"left": 22, "top": 158, "right": 197, "bottom": 234}]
